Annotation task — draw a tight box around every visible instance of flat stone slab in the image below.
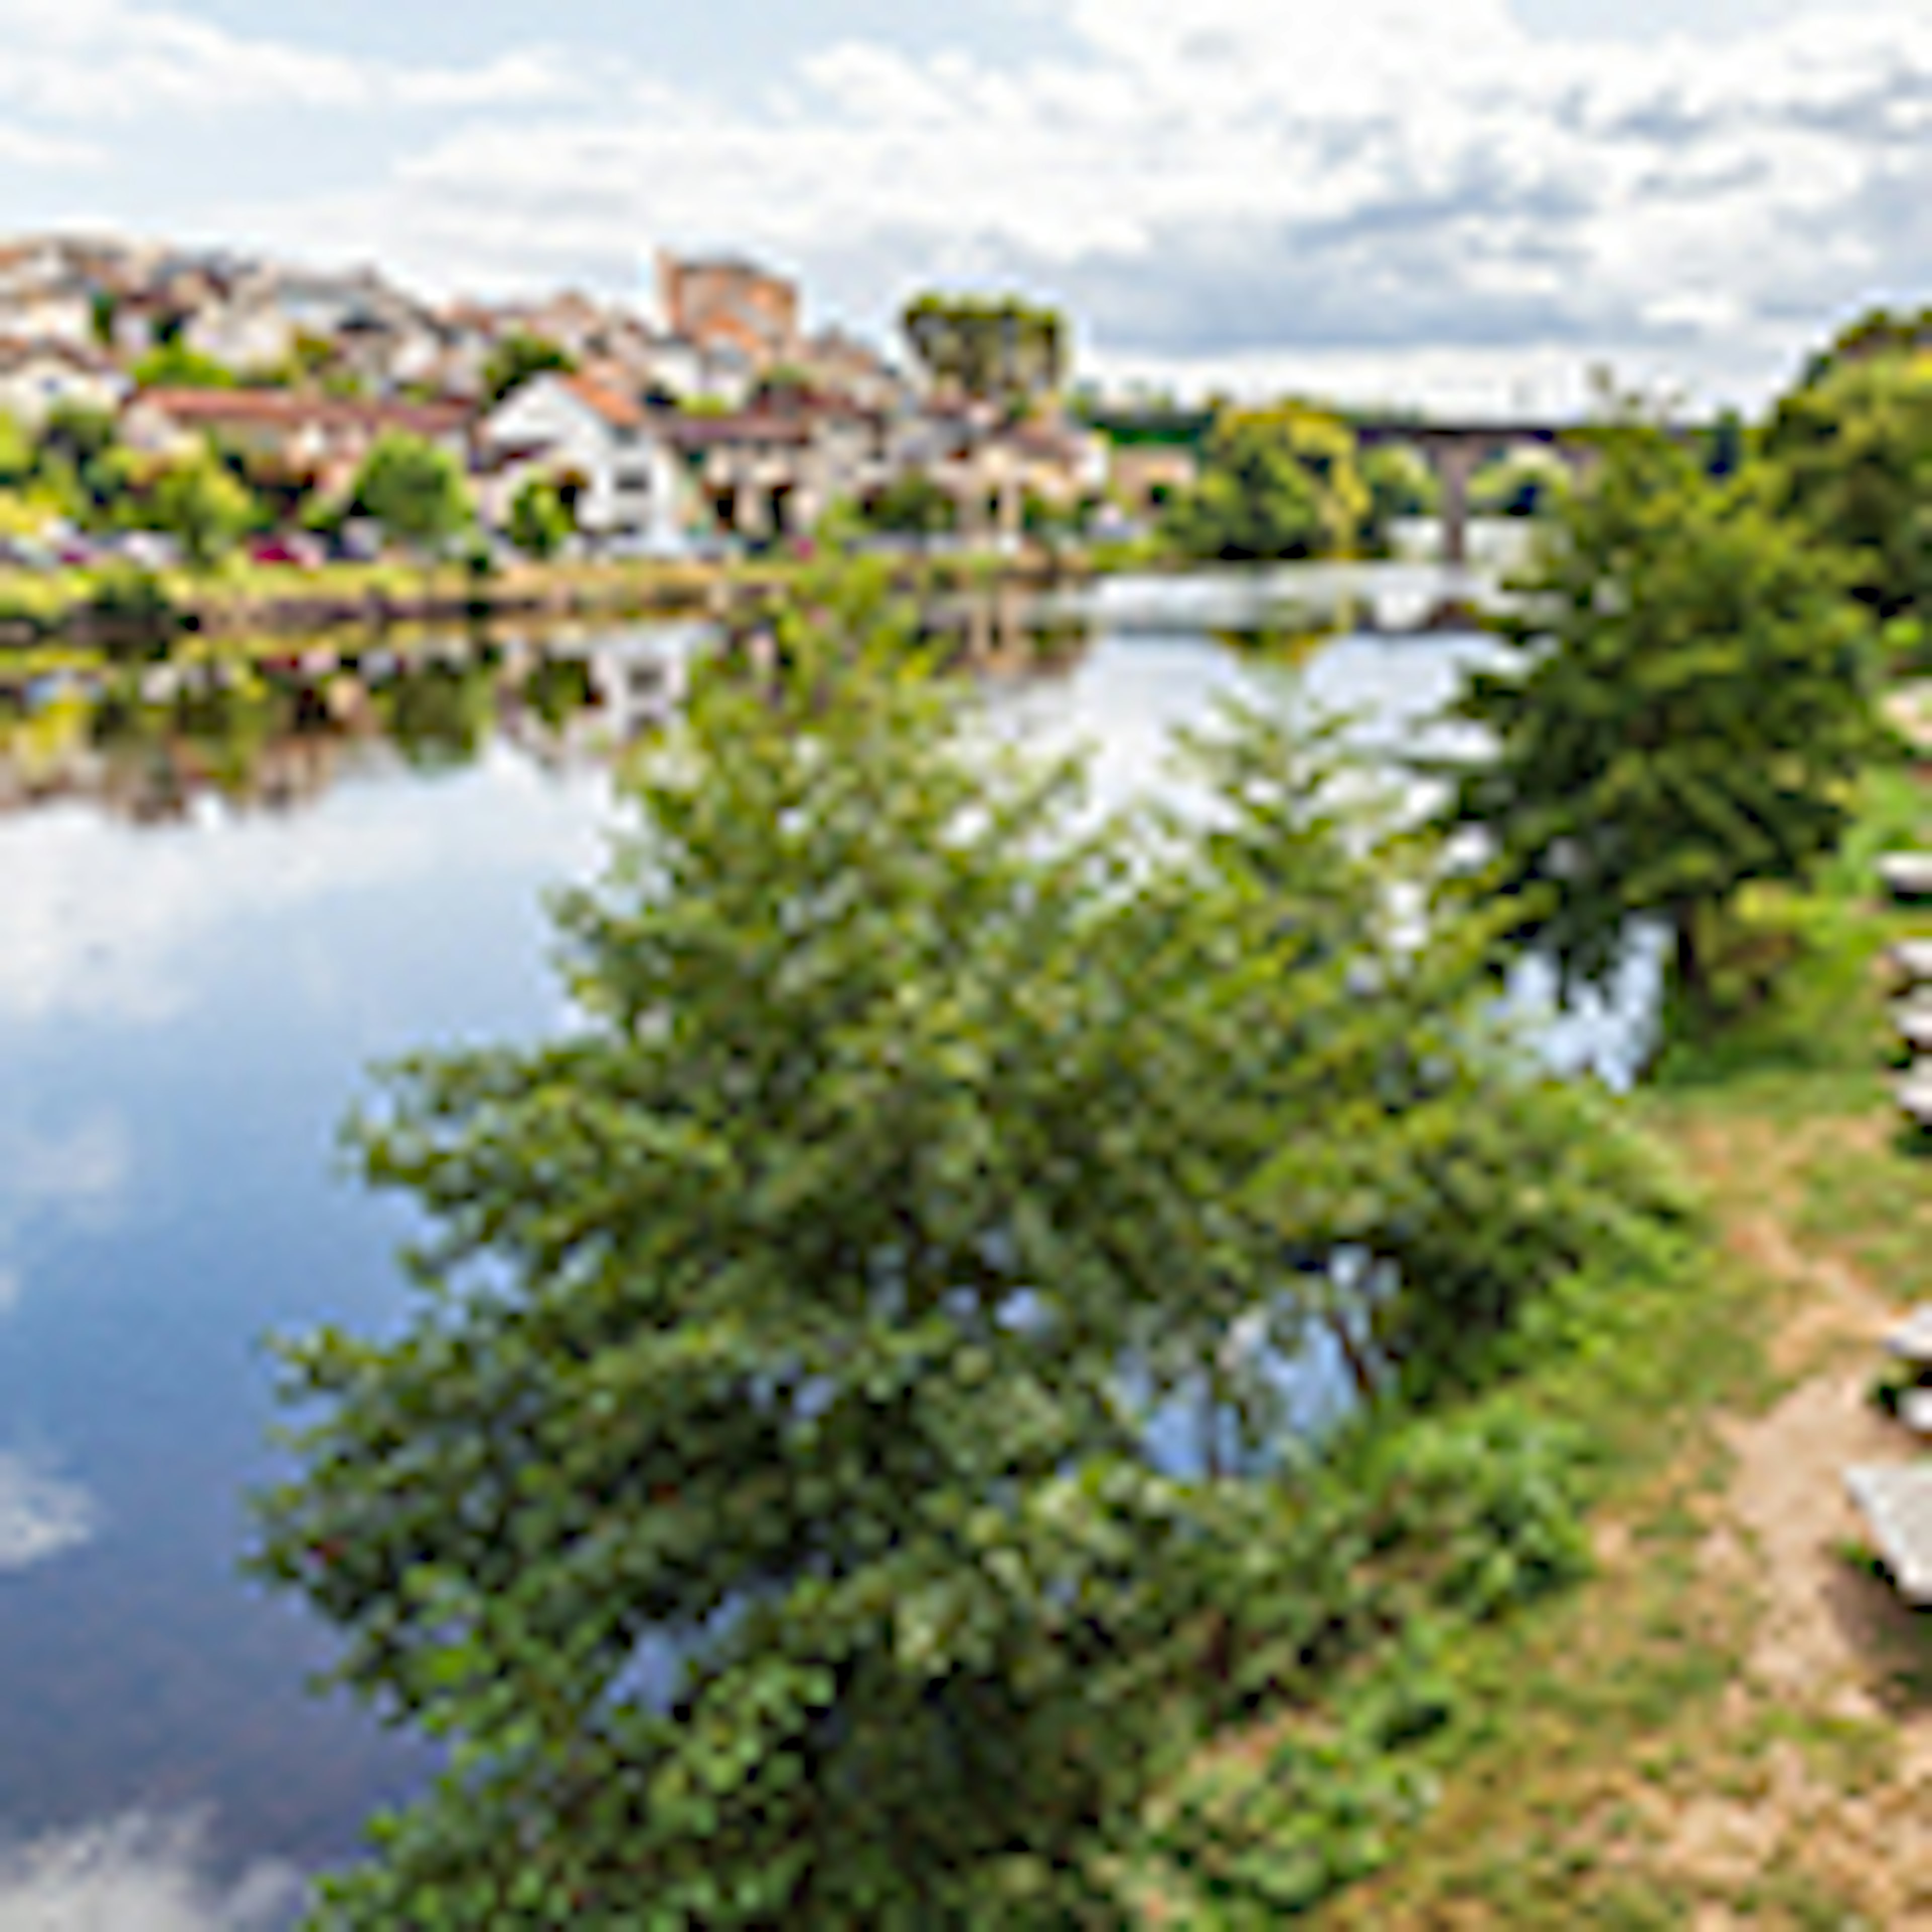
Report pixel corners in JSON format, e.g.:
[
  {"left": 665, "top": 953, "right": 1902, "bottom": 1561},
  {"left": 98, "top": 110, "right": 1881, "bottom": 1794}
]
[
  {"left": 1897, "top": 1001, "right": 1932, "bottom": 1054},
  {"left": 1891, "top": 938, "right": 1932, "bottom": 985},
  {"left": 1880, "top": 853, "right": 1932, "bottom": 902},
  {"left": 1902, "top": 1066, "right": 1932, "bottom": 1127},
  {"left": 1887, "top": 1305, "right": 1932, "bottom": 1364},
  {"left": 1901, "top": 1389, "right": 1932, "bottom": 1437},
  {"left": 1845, "top": 1464, "right": 1932, "bottom": 1602}
]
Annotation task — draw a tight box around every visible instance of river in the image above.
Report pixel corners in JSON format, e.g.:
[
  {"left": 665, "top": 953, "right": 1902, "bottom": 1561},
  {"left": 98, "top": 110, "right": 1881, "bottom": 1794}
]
[{"left": 0, "top": 559, "right": 1654, "bottom": 1921}]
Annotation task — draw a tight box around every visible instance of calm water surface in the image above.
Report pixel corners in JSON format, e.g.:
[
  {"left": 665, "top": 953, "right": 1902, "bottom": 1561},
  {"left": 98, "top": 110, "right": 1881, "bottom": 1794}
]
[{"left": 0, "top": 570, "right": 1650, "bottom": 1911}]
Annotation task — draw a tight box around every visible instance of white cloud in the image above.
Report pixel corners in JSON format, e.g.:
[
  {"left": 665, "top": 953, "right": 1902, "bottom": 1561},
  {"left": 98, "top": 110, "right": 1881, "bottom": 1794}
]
[
  {"left": 0, "top": 1449, "right": 97, "bottom": 1574},
  {"left": 0, "top": 120, "right": 102, "bottom": 168},
  {"left": 3, "top": 0, "right": 1929, "bottom": 405},
  {"left": 0, "top": 0, "right": 579, "bottom": 120},
  {"left": 0, "top": 1812, "right": 305, "bottom": 1931}
]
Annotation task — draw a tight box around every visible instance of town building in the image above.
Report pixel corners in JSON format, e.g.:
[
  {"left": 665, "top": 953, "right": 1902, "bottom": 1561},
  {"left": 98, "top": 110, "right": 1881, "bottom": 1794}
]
[
  {"left": 657, "top": 253, "right": 800, "bottom": 374},
  {"left": 0, "top": 340, "right": 129, "bottom": 428},
  {"left": 121, "top": 388, "right": 472, "bottom": 499},
  {"left": 477, "top": 371, "right": 692, "bottom": 552}
]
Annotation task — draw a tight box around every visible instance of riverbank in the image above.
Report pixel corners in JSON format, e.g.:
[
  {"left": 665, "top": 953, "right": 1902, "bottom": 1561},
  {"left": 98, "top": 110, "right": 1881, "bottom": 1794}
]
[
  {"left": 1306, "top": 758, "right": 1932, "bottom": 1926},
  {"left": 0, "top": 544, "right": 1104, "bottom": 652}
]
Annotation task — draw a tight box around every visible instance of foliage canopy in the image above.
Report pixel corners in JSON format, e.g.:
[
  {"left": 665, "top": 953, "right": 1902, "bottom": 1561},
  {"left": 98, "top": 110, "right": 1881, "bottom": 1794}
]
[
  {"left": 507, "top": 474, "right": 575, "bottom": 560},
  {"left": 1437, "top": 413, "right": 1882, "bottom": 1016},
  {"left": 1762, "top": 351, "right": 1932, "bottom": 621},
  {"left": 484, "top": 333, "right": 581, "bottom": 408},
  {"left": 253, "top": 565, "right": 1686, "bottom": 1924},
  {"left": 902, "top": 294, "right": 1067, "bottom": 406},
  {"left": 149, "top": 448, "right": 259, "bottom": 568},
  {"left": 352, "top": 432, "right": 473, "bottom": 558},
  {"left": 1160, "top": 406, "right": 1372, "bottom": 562}
]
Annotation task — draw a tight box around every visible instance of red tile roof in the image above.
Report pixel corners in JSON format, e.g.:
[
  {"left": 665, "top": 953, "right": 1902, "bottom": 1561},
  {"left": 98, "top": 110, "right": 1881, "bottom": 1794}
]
[
  {"left": 131, "top": 387, "right": 471, "bottom": 437},
  {"left": 560, "top": 371, "right": 647, "bottom": 432}
]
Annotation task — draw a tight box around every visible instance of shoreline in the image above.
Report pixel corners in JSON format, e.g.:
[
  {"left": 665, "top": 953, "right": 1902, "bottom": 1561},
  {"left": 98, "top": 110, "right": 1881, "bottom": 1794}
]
[{"left": 0, "top": 545, "right": 1109, "bottom": 654}]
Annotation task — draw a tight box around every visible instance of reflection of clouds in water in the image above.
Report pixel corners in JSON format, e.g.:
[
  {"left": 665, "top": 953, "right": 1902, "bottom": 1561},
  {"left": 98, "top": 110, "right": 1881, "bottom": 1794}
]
[
  {"left": 0, "top": 748, "right": 611, "bottom": 1027},
  {"left": 0, "top": 1452, "right": 98, "bottom": 1575},
  {"left": 0, "top": 1813, "right": 306, "bottom": 1932},
  {"left": 0, "top": 1111, "right": 129, "bottom": 1222},
  {"left": 0, "top": 1112, "right": 131, "bottom": 1324}
]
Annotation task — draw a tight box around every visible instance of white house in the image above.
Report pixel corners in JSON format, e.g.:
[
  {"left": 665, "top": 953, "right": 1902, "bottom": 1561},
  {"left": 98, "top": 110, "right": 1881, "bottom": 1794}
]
[
  {"left": 629, "top": 332, "right": 756, "bottom": 408},
  {"left": 0, "top": 280, "right": 96, "bottom": 351},
  {"left": 184, "top": 294, "right": 296, "bottom": 375},
  {"left": 478, "top": 372, "right": 691, "bottom": 551},
  {"left": 0, "top": 341, "right": 129, "bottom": 428}
]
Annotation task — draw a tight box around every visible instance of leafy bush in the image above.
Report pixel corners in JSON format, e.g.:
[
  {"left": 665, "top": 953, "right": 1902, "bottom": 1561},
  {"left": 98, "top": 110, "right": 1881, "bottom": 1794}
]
[
  {"left": 249, "top": 562, "right": 1663, "bottom": 1926},
  {"left": 1146, "top": 1715, "right": 1440, "bottom": 1923}
]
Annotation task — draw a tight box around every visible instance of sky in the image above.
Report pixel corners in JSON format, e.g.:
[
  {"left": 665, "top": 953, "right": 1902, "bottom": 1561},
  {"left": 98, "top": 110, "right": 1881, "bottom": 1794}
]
[{"left": 0, "top": 0, "right": 1923, "bottom": 414}]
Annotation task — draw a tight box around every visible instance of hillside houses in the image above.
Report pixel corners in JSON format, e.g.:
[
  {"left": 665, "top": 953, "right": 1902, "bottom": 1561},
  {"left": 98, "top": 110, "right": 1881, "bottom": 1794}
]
[
  {"left": 478, "top": 372, "right": 691, "bottom": 550},
  {"left": 0, "top": 229, "right": 1125, "bottom": 559},
  {"left": 0, "top": 340, "right": 128, "bottom": 428},
  {"left": 122, "top": 389, "right": 472, "bottom": 499}
]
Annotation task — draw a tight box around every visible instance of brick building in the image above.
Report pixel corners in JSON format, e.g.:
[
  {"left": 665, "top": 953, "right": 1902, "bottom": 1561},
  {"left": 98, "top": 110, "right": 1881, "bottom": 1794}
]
[{"left": 657, "top": 253, "right": 800, "bottom": 374}]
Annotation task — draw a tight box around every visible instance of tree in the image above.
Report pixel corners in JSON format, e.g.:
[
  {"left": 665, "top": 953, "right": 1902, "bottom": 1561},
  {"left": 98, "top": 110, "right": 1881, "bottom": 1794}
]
[
  {"left": 31, "top": 409, "right": 141, "bottom": 533},
  {"left": 902, "top": 294, "right": 1067, "bottom": 407},
  {"left": 253, "top": 576, "right": 1225, "bottom": 1925},
  {"left": 1360, "top": 445, "right": 1438, "bottom": 549},
  {"left": 1469, "top": 448, "right": 1564, "bottom": 520},
  {"left": 1761, "top": 352, "right": 1932, "bottom": 620},
  {"left": 1795, "top": 303, "right": 1932, "bottom": 389},
  {"left": 351, "top": 433, "right": 472, "bottom": 559},
  {"left": 1161, "top": 405, "right": 1372, "bottom": 561},
  {"left": 506, "top": 474, "right": 574, "bottom": 560},
  {"left": 864, "top": 470, "right": 957, "bottom": 537},
  {"left": 37, "top": 403, "right": 118, "bottom": 474},
  {"left": 149, "top": 449, "right": 258, "bottom": 569},
  {"left": 131, "top": 341, "right": 238, "bottom": 390},
  {"left": 249, "top": 565, "right": 1684, "bottom": 1924},
  {"left": 1437, "top": 411, "right": 1883, "bottom": 1018},
  {"left": 482, "top": 332, "right": 578, "bottom": 407},
  {"left": 0, "top": 410, "right": 33, "bottom": 488}
]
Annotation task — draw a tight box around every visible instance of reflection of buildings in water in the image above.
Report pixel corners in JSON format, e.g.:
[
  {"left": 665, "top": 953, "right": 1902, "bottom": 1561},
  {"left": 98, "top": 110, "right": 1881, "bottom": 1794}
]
[
  {"left": 1, "top": 628, "right": 696, "bottom": 822},
  {"left": 922, "top": 585, "right": 1094, "bottom": 685},
  {"left": 500, "top": 633, "right": 692, "bottom": 769},
  {"left": 1, "top": 663, "right": 401, "bottom": 826}
]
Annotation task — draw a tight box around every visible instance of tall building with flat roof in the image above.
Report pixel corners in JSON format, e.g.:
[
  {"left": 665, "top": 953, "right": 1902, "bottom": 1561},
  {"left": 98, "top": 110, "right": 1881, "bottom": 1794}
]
[{"left": 657, "top": 252, "right": 800, "bottom": 374}]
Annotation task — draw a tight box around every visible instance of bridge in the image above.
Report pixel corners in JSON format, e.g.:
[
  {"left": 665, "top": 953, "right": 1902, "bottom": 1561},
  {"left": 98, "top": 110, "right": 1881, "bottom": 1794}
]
[
  {"left": 1351, "top": 418, "right": 1596, "bottom": 567},
  {"left": 1084, "top": 406, "right": 1600, "bottom": 567}
]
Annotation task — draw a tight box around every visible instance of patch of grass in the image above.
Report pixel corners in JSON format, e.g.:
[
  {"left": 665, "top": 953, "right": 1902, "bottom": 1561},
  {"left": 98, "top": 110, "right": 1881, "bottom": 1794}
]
[
  {"left": 1743, "top": 1706, "right": 1897, "bottom": 1796},
  {"left": 1732, "top": 1862, "right": 1877, "bottom": 1930},
  {"left": 1796, "top": 1134, "right": 1932, "bottom": 1307},
  {"left": 1301, "top": 752, "right": 1932, "bottom": 1928}
]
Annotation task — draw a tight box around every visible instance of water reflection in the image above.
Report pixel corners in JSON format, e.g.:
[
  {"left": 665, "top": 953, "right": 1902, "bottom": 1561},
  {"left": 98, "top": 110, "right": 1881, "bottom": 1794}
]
[
  {"left": 0, "top": 565, "right": 1653, "bottom": 1903},
  {"left": 0, "top": 1813, "right": 304, "bottom": 1932},
  {"left": 0, "top": 624, "right": 701, "bottom": 828},
  {"left": 0, "top": 1451, "right": 97, "bottom": 1575}
]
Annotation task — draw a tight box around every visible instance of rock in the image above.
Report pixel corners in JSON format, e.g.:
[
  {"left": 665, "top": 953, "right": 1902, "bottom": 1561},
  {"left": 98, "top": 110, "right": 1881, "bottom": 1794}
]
[
  {"left": 1890, "top": 937, "right": 1932, "bottom": 985},
  {"left": 1879, "top": 852, "right": 1932, "bottom": 902},
  {"left": 1900, "top": 1062, "right": 1932, "bottom": 1128}
]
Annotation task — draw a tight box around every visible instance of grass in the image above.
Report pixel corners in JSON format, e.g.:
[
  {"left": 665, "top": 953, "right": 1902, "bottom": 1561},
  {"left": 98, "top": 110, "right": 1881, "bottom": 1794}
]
[{"left": 1298, "top": 757, "right": 1932, "bottom": 1927}]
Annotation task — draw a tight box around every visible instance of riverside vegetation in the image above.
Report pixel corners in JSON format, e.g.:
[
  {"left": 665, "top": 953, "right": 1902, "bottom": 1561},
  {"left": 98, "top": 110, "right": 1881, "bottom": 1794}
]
[{"left": 249, "top": 325, "right": 1929, "bottom": 1925}]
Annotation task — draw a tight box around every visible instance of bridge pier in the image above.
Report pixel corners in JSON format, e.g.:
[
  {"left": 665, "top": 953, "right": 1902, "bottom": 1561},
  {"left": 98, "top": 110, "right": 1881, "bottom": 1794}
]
[{"left": 1433, "top": 441, "right": 1482, "bottom": 569}]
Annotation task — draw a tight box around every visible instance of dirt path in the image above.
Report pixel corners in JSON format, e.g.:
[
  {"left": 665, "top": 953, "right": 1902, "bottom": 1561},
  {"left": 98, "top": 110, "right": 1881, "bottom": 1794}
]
[{"left": 1649, "top": 1121, "right": 1932, "bottom": 1924}]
